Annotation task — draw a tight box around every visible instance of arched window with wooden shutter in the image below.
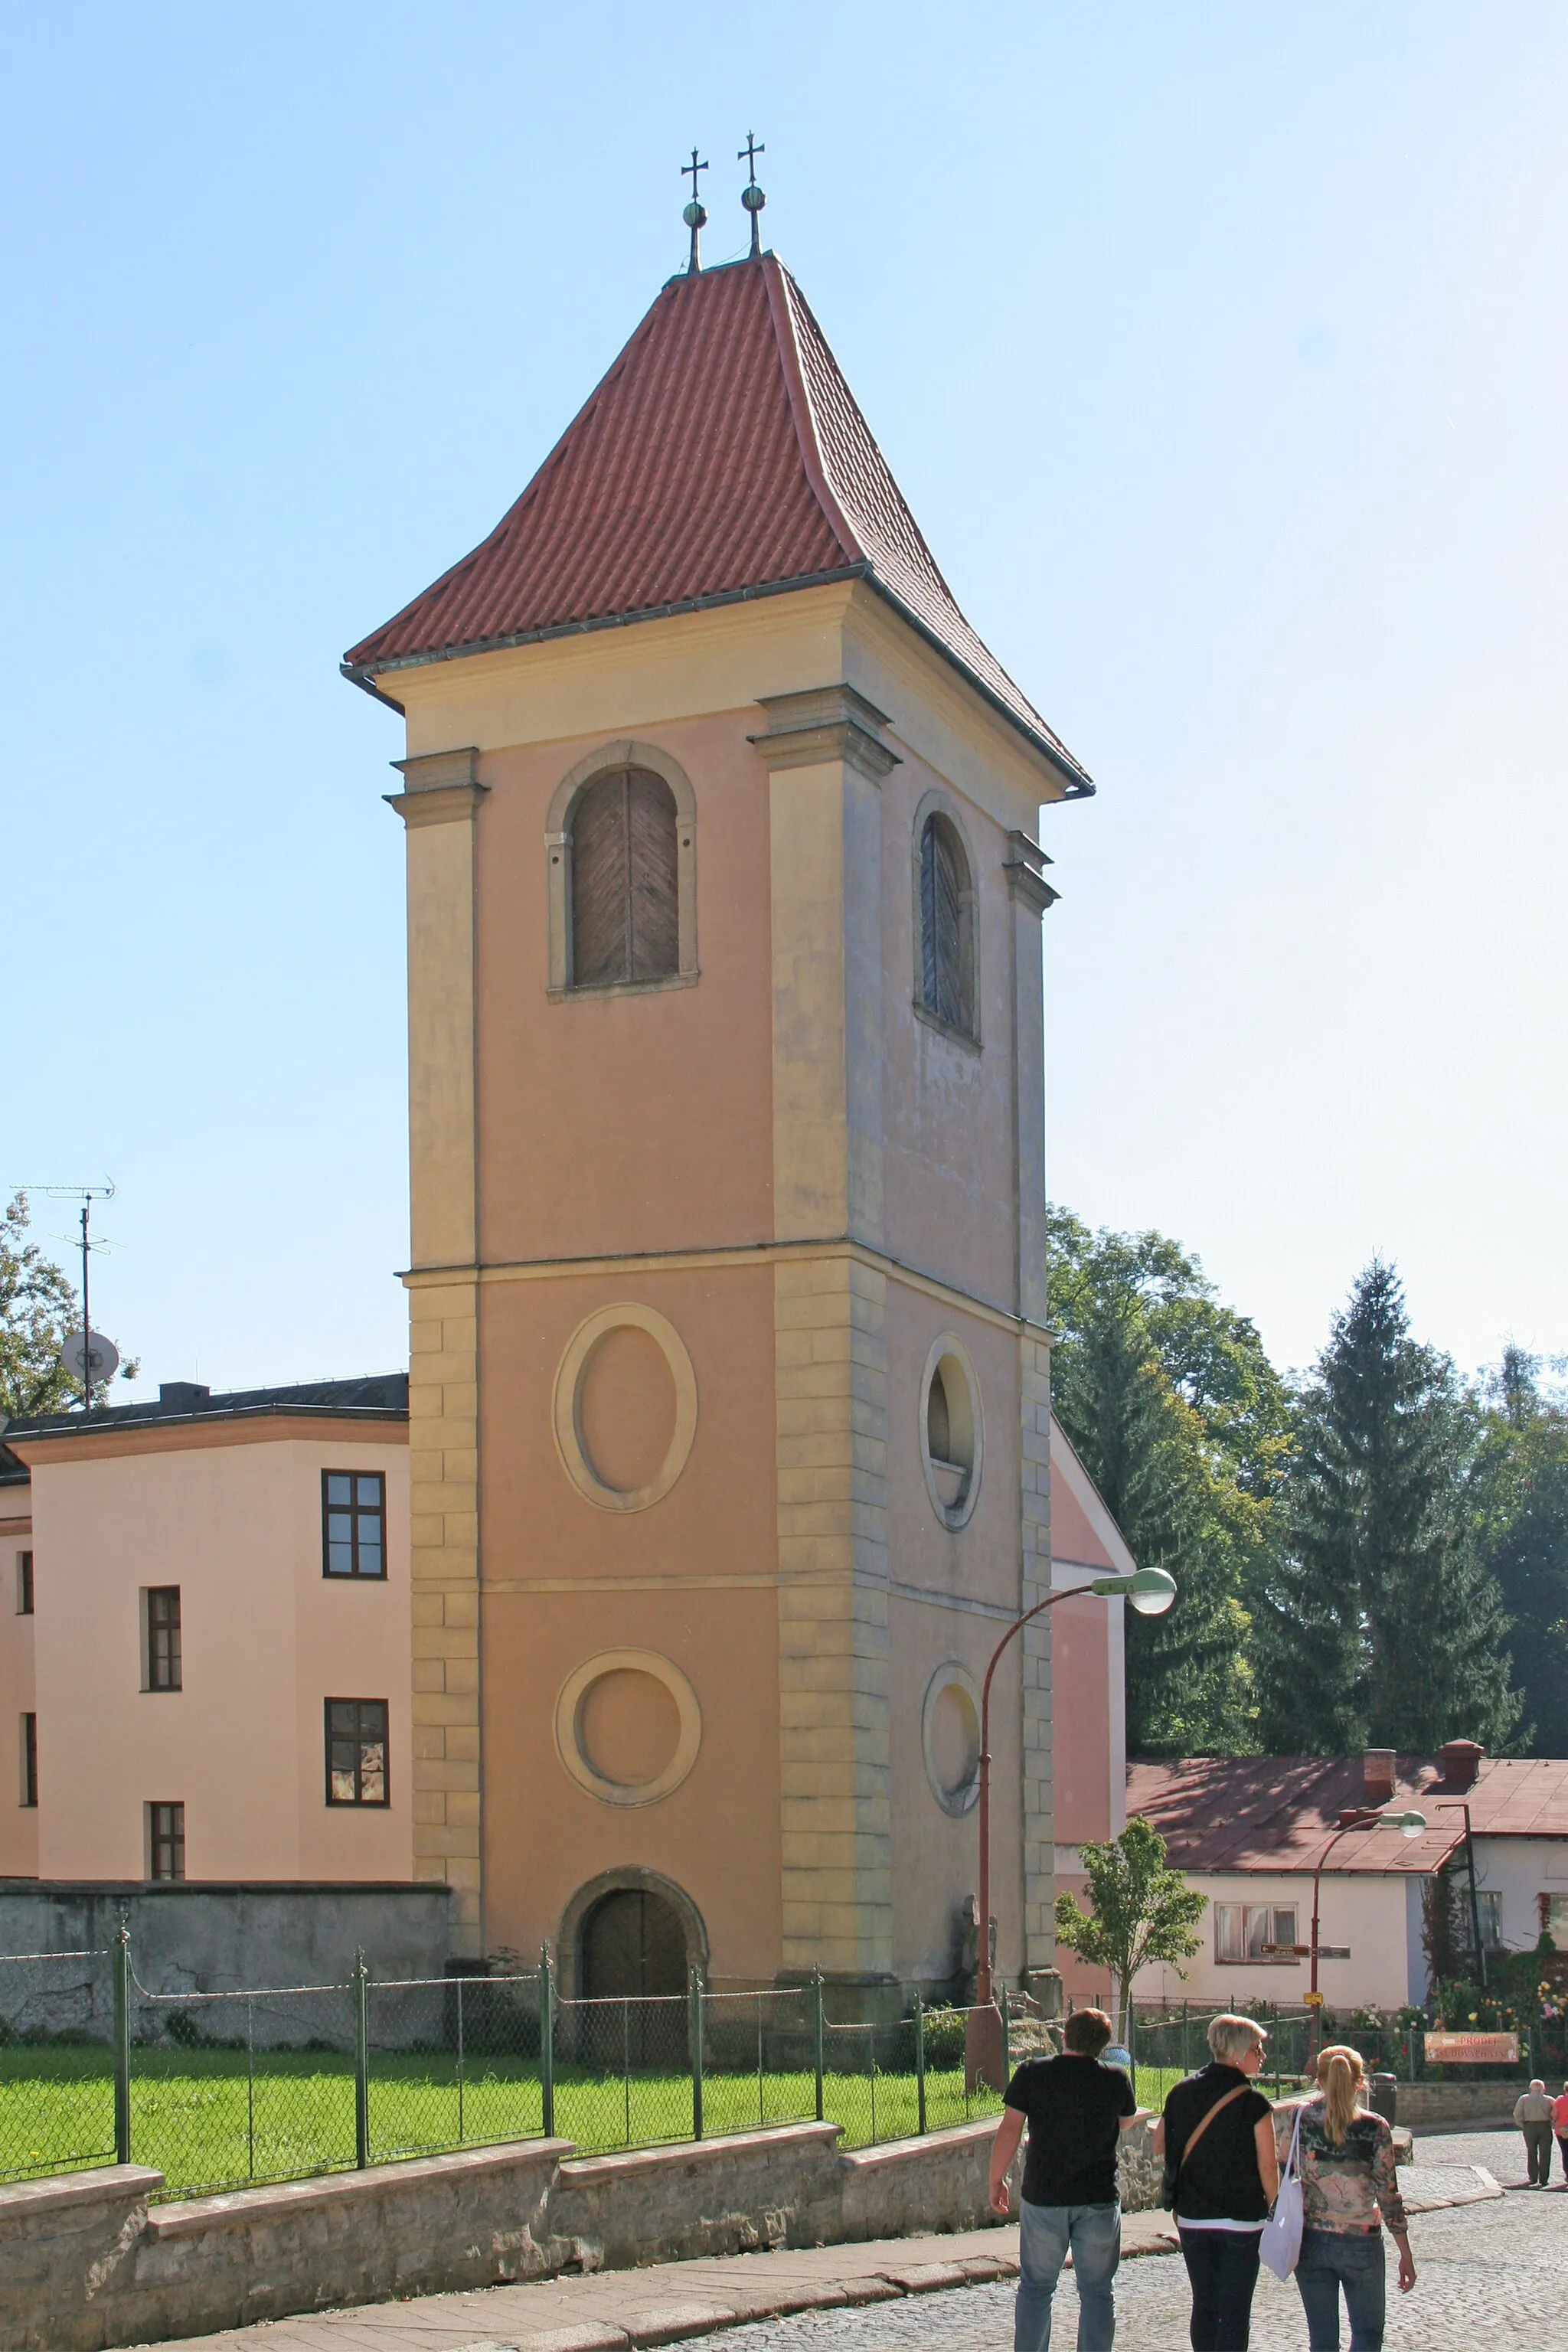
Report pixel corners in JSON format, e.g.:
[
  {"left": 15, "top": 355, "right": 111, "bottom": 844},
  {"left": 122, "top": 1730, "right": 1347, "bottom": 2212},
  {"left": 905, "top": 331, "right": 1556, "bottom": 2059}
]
[
  {"left": 570, "top": 767, "right": 680, "bottom": 988},
  {"left": 919, "top": 811, "right": 976, "bottom": 1038}
]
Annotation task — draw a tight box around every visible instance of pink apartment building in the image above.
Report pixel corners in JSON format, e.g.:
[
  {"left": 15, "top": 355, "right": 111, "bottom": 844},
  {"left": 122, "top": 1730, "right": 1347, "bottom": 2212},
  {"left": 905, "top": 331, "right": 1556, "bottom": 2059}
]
[{"left": 0, "top": 1377, "right": 410, "bottom": 1887}]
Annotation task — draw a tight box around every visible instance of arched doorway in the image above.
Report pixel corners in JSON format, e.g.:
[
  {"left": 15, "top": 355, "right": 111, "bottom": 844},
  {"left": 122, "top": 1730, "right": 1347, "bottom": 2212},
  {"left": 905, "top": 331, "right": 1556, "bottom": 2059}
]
[{"left": 577, "top": 1883, "right": 690, "bottom": 2069}]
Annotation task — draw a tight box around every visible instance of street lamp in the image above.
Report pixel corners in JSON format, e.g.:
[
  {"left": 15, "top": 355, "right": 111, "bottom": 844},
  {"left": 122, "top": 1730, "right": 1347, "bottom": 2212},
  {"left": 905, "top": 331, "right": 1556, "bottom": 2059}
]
[
  {"left": 1306, "top": 1808, "right": 1426, "bottom": 2064},
  {"left": 974, "top": 1566, "right": 1176, "bottom": 2011},
  {"left": 1434, "top": 1800, "right": 1486, "bottom": 1992}
]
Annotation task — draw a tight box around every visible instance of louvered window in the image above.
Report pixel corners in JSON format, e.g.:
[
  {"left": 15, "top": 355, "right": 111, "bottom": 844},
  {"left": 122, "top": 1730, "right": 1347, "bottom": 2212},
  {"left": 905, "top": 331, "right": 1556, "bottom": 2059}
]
[
  {"left": 920, "top": 814, "right": 975, "bottom": 1037},
  {"left": 570, "top": 769, "right": 680, "bottom": 987}
]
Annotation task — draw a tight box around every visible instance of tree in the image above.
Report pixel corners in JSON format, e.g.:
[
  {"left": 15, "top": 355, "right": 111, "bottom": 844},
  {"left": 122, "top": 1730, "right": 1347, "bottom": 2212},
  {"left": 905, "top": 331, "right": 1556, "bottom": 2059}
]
[
  {"left": 1254, "top": 1260, "right": 1518, "bottom": 1753},
  {"left": 1047, "top": 1207, "right": 1291, "bottom": 1754},
  {"left": 0, "top": 1193, "right": 136, "bottom": 1419},
  {"left": 1054, "top": 1816, "right": 1207, "bottom": 2037},
  {"left": 1470, "top": 1349, "right": 1568, "bottom": 1756}
]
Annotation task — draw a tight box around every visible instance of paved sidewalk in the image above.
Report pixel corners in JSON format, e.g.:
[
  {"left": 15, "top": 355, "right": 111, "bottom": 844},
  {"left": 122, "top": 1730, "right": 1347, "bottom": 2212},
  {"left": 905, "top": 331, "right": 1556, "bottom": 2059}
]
[
  {"left": 155, "top": 2220, "right": 1158, "bottom": 2352},
  {"left": 152, "top": 2149, "right": 1501, "bottom": 2352}
]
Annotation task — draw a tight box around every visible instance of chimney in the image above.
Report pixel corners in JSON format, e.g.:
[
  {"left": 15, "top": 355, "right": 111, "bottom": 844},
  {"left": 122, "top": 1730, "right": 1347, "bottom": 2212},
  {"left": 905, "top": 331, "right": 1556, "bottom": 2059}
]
[
  {"left": 1362, "top": 1749, "right": 1396, "bottom": 1807},
  {"left": 158, "top": 1382, "right": 211, "bottom": 1413},
  {"left": 1439, "top": 1739, "right": 1483, "bottom": 1792}
]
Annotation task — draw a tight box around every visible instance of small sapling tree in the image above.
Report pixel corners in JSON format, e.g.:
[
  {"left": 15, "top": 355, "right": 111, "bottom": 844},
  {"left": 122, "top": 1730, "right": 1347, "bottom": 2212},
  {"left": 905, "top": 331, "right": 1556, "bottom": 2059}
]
[{"left": 1054, "top": 1816, "right": 1207, "bottom": 2043}]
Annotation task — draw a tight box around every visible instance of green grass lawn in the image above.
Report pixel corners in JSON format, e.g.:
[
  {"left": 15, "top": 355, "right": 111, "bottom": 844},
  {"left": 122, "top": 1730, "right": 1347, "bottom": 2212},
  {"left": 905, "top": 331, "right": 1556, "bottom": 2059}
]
[
  {"left": 1, "top": 2042, "right": 1278, "bottom": 2201},
  {"left": 0, "top": 2040, "right": 1012, "bottom": 2199}
]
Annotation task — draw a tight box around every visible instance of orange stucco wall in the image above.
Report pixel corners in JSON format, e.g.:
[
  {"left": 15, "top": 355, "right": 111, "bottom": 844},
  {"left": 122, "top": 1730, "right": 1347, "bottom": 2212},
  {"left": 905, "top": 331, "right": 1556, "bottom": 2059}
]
[
  {"left": 478, "top": 1261, "right": 782, "bottom": 1972},
  {"left": 389, "top": 581, "right": 1086, "bottom": 1991},
  {"left": 474, "top": 716, "right": 776, "bottom": 1265},
  {"left": 21, "top": 1433, "right": 410, "bottom": 1882}
]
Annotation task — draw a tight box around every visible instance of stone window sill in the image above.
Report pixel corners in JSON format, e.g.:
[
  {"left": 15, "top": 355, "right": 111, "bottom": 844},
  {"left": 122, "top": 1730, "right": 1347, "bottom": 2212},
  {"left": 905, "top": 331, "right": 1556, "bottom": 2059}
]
[
  {"left": 547, "top": 970, "right": 699, "bottom": 1004},
  {"left": 913, "top": 998, "right": 982, "bottom": 1055}
]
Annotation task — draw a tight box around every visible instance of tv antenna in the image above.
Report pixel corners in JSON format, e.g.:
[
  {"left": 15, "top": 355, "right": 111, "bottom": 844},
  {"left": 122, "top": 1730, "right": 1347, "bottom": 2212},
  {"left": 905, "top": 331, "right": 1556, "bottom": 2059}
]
[{"left": 24, "top": 1181, "right": 117, "bottom": 1413}]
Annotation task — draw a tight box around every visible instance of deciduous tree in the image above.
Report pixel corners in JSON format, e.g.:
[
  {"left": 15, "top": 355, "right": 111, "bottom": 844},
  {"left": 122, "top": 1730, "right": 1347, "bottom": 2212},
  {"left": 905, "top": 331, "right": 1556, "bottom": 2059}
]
[
  {"left": 1047, "top": 1208, "right": 1289, "bottom": 1754},
  {"left": 1054, "top": 1816, "right": 1208, "bottom": 2037}
]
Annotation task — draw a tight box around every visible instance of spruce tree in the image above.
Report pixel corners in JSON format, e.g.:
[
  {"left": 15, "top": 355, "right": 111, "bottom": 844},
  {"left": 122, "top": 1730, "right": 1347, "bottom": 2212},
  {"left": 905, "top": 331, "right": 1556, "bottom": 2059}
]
[
  {"left": 1256, "top": 1260, "right": 1517, "bottom": 1753},
  {"left": 1472, "top": 1351, "right": 1568, "bottom": 1754}
]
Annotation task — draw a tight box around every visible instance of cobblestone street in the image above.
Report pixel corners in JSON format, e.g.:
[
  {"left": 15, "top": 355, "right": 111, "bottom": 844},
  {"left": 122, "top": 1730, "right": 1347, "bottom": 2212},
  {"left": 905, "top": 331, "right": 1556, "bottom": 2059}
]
[{"left": 719, "top": 2135, "right": 1556, "bottom": 2352}]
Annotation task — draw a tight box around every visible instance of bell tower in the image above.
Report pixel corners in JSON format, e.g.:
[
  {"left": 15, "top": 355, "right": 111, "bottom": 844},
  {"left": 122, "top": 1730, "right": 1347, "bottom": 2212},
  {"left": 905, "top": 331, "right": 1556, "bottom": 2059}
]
[{"left": 347, "top": 215, "right": 1091, "bottom": 2001}]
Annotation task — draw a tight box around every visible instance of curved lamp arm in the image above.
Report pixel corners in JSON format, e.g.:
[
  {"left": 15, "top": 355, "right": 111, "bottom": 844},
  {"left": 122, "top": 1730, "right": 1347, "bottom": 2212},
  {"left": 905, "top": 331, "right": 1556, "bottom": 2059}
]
[{"left": 975, "top": 1568, "right": 1175, "bottom": 2004}]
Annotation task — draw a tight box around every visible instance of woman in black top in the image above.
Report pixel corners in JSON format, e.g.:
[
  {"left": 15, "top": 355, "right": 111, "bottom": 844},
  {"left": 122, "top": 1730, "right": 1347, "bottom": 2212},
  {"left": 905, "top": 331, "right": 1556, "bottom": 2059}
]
[{"left": 1153, "top": 2014, "right": 1279, "bottom": 2352}]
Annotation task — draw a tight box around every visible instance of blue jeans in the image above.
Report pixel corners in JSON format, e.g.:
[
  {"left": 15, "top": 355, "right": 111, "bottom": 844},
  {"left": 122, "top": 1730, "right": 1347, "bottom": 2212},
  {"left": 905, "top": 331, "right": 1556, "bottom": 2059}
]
[
  {"left": 1294, "top": 2227, "right": 1387, "bottom": 2351},
  {"left": 1015, "top": 2196, "right": 1122, "bottom": 2352}
]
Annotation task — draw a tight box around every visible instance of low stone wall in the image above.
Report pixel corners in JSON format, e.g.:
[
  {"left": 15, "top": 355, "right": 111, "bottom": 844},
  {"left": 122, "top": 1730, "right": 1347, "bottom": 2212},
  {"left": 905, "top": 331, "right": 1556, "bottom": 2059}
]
[
  {"left": 1393, "top": 2080, "right": 1527, "bottom": 2128},
  {"left": 1117, "top": 2118, "right": 1163, "bottom": 2213},
  {"left": 0, "top": 2119, "right": 1028, "bottom": 2352}
]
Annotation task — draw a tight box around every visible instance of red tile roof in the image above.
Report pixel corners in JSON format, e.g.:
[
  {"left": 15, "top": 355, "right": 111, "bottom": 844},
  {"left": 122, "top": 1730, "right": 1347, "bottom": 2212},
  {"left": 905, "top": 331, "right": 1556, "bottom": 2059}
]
[
  {"left": 1126, "top": 1753, "right": 1568, "bottom": 1878},
  {"left": 344, "top": 254, "right": 1089, "bottom": 789}
]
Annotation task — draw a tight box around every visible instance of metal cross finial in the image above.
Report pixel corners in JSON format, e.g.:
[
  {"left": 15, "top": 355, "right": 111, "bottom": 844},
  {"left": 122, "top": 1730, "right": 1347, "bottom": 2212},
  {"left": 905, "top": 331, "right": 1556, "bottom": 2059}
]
[
  {"left": 737, "top": 130, "right": 766, "bottom": 258},
  {"left": 681, "top": 147, "right": 710, "bottom": 275}
]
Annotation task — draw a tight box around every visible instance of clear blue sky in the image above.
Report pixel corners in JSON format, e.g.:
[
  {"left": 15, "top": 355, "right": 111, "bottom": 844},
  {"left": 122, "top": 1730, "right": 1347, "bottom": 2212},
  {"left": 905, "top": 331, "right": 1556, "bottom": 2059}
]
[{"left": 4, "top": 2, "right": 1563, "bottom": 1396}]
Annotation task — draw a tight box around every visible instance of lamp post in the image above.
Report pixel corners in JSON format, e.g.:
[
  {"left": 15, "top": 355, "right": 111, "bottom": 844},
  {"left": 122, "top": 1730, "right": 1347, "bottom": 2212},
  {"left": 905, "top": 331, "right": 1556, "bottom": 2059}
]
[
  {"left": 1434, "top": 1799, "right": 1486, "bottom": 1992},
  {"left": 1306, "top": 1807, "right": 1426, "bottom": 2065},
  {"left": 973, "top": 1566, "right": 1177, "bottom": 2015}
]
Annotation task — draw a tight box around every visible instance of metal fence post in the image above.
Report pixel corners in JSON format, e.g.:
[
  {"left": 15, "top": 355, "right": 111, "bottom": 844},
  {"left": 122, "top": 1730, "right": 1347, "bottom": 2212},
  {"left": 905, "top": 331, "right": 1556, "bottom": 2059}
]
[
  {"left": 1001, "top": 1981, "right": 1011, "bottom": 2084},
  {"left": 112, "top": 1916, "right": 132, "bottom": 2165},
  {"left": 915, "top": 1995, "right": 927, "bottom": 2136},
  {"left": 812, "top": 1967, "right": 825, "bottom": 2122},
  {"left": 691, "top": 1966, "right": 704, "bottom": 2141},
  {"left": 540, "top": 1945, "right": 556, "bottom": 2140},
  {"left": 352, "top": 1947, "right": 371, "bottom": 2169},
  {"left": 456, "top": 1973, "right": 466, "bottom": 2146}
]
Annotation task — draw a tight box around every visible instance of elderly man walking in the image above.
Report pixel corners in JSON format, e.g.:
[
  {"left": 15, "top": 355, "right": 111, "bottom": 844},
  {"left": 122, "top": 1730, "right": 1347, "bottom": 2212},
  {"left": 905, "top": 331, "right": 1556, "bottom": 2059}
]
[{"left": 1514, "top": 2079, "right": 1555, "bottom": 2186}]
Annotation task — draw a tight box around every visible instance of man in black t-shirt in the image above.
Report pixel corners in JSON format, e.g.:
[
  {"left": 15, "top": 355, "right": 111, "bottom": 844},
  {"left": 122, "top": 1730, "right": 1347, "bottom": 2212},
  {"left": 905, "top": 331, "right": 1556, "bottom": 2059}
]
[{"left": 988, "top": 2007, "right": 1146, "bottom": 2352}]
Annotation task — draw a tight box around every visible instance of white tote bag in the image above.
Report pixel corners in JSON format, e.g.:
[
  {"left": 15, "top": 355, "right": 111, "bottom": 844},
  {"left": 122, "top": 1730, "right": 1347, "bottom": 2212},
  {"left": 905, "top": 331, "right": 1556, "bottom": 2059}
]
[{"left": 1259, "top": 2107, "right": 1305, "bottom": 2282}]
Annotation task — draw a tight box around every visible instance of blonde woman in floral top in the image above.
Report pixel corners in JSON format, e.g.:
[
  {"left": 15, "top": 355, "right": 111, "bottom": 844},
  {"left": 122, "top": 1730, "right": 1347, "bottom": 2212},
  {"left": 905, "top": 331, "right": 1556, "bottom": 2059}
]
[{"left": 1274, "top": 2045, "right": 1416, "bottom": 2350}]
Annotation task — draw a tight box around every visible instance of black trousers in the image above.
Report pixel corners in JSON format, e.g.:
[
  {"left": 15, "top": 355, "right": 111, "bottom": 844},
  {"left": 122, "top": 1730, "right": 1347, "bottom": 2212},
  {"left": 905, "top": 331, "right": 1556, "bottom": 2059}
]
[{"left": 1178, "top": 2226, "right": 1264, "bottom": 2352}]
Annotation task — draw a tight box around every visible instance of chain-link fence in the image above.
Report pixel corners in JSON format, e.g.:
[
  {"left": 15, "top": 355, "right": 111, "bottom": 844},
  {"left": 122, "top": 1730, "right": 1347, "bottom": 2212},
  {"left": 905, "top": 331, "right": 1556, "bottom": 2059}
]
[
  {"left": 0, "top": 1948, "right": 118, "bottom": 2183},
  {"left": 1118, "top": 1998, "right": 1538, "bottom": 2103},
  {"left": 366, "top": 1969, "right": 546, "bottom": 2164},
  {"left": 48, "top": 1928, "right": 1508, "bottom": 2202},
  {"left": 128, "top": 1970, "right": 360, "bottom": 2197}
]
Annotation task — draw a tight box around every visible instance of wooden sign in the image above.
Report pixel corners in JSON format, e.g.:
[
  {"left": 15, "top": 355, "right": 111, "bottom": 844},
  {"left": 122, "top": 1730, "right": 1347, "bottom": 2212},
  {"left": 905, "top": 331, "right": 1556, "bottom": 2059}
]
[{"left": 1423, "top": 2030, "right": 1520, "bottom": 2065}]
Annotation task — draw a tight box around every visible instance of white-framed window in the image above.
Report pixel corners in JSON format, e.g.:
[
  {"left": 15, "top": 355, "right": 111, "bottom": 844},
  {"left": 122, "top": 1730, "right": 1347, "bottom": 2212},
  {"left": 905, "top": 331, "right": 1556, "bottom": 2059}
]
[
  {"left": 1215, "top": 1903, "right": 1299, "bottom": 1962},
  {"left": 1476, "top": 1889, "right": 1502, "bottom": 1949}
]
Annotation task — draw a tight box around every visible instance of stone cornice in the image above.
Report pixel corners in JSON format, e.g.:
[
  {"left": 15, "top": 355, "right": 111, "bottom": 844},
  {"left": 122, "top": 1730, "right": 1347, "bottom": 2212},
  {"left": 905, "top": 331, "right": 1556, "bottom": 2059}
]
[
  {"left": 1003, "top": 828, "right": 1060, "bottom": 916},
  {"left": 748, "top": 683, "right": 901, "bottom": 781},
  {"left": 385, "top": 747, "right": 488, "bottom": 828}
]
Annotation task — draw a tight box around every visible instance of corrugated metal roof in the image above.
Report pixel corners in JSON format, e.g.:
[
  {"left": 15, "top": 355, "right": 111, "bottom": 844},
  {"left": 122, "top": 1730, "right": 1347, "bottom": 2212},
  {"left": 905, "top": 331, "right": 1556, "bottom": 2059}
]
[
  {"left": 345, "top": 253, "right": 1089, "bottom": 787},
  {"left": 1127, "top": 1753, "right": 1568, "bottom": 1878}
]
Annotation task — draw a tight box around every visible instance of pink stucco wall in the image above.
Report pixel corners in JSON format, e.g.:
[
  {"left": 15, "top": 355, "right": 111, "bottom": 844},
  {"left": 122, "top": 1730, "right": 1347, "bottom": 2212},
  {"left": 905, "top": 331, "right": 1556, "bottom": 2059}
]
[
  {"left": 1048, "top": 1424, "right": 1133, "bottom": 2004},
  {"left": 21, "top": 1430, "right": 410, "bottom": 1882},
  {"left": 0, "top": 1504, "right": 38, "bottom": 1877}
]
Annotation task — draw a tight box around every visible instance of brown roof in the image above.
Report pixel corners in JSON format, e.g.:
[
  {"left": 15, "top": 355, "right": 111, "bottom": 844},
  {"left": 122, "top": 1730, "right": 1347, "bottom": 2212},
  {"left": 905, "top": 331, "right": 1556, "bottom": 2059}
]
[
  {"left": 1127, "top": 1753, "right": 1568, "bottom": 1878},
  {"left": 344, "top": 253, "right": 1089, "bottom": 789}
]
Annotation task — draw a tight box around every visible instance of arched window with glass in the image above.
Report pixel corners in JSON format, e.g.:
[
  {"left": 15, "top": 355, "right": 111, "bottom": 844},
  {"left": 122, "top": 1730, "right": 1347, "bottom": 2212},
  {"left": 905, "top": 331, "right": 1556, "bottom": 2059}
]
[{"left": 918, "top": 809, "right": 977, "bottom": 1039}]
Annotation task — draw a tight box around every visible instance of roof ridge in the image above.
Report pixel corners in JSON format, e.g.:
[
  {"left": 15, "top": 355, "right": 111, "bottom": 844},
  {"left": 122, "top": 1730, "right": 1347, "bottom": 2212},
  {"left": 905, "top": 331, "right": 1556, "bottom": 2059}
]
[{"left": 761, "top": 255, "right": 864, "bottom": 569}]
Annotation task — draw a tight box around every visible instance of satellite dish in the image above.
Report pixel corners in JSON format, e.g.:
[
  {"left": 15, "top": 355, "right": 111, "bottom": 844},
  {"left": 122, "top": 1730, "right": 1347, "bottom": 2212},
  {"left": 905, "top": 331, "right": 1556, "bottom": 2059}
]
[{"left": 62, "top": 1331, "right": 119, "bottom": 1385}]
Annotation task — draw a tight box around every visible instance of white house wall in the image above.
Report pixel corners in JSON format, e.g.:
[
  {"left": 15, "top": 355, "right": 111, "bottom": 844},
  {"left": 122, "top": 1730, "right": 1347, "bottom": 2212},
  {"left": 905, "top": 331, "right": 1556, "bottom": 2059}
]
[
  {"left": 1132, "top": 1873, "right": 1419, "bottom": 2014},
  {"left": 1471, "top": 1837, "right": 1568, "bottom": 1956}
]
